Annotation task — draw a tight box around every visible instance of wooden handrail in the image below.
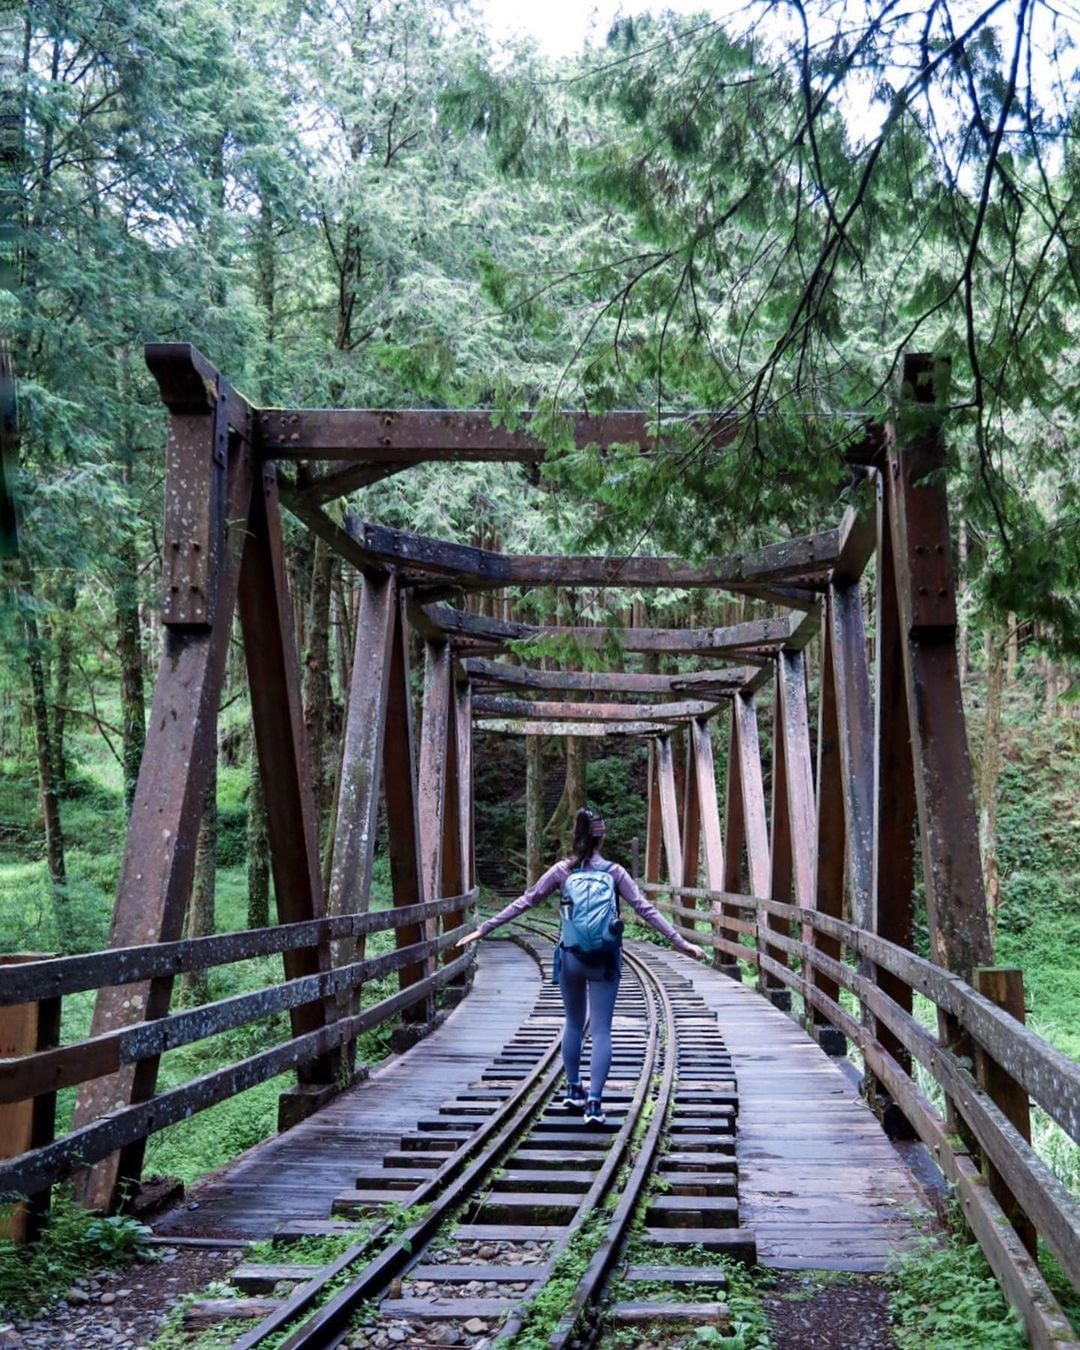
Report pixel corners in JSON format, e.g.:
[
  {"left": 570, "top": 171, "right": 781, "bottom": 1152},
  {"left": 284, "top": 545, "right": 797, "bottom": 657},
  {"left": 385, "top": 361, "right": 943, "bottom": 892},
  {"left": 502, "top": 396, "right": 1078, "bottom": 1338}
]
[
  {"left": 642, "top": 880, "right": 1080, "bottom": 1347},
  {"left": 0, "top": 946, "right": 474, "bottom": 1201},
  {"left": 0, "top": 925, "right": 470, "bottom": 1105},
  {"left": 0, "top": 891, "right": 478, "bottom": 1005}
]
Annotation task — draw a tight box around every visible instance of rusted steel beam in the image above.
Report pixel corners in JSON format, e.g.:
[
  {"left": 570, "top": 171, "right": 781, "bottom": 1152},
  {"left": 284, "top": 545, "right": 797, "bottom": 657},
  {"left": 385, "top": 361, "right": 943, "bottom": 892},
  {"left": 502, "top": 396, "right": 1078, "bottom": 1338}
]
[
  {"left": 254, "top": 408, "right": 741, "bottom": 462},
  {"left": 656, "top": 735, "right": 683, "bottom": 889},
  {"left": 827, "top": 583, "right": 875, "bottom": 934},
  {"left": 833, "top": 503, "right": 878, "bottom": 583},
  {"left": 475, "top": 719, "right": 666, "bottom": 737},
  {"left": 810, "top": 599, "right": 845, "bottom": 1030},
  {"left": 872, "top": 474, "right": 916, "bottom": 1072},
  {"left": 417, "top": 639, "right": 454, "bottom": 954},
  {"left": 71, "top": 351, "right": 256, "bottom": 1215},
  {"left": 461, "top": 658, "right": 753, "bottom": 696},
  {"left": 455, "top": 684, "right": 475, "bottom": 890},
  {"left": 384, "top": 597, "right": 428, "bottom": 1016},
  {"left": 239, "top": 463, "right": 337, "bottom": 1082},
  {"left": 440, "top": 684, "right": 466, "bottom": 957},
  {"left": 680, "top": 728, "right": 702, "bottom": 896},
  {"left": 644, "top": 746, "right": 662, "bottom": 884},
  {"left": 776, "top": 651, "right": 816, "bottom": 908},
  {"left": 326, "top": 572, "right": 397, "bottom": 986},
  {"left": 729, "top": 692, "right": 770, "bottom": 899},
  {"left": 470, "top": 695, "right": 723, "bottom": 723},
  {"left": 316, "top": 518, "right": 840, "bottom": 591},
  {"left": 887, "top": 354, "right": 991, "bottom": 980},
  {"left": 690, "top": 719, "right": 724, "bottom": 891},
  {"left": 297, "top": 462, "right": 411, "bottom": 506},
  {"left": 739, "top": 602, "right": 822, "bottom": 693},
  {"left": 420, "top": 604, "right": 798, "bottom": 657}
]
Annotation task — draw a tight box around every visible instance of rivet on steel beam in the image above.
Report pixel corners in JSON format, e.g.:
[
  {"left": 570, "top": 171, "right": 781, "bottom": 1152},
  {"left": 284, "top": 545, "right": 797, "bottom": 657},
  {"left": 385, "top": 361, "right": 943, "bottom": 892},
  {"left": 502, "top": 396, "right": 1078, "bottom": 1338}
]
[{"left": 918, "top": 586, "right": 929, "bottom": 596}]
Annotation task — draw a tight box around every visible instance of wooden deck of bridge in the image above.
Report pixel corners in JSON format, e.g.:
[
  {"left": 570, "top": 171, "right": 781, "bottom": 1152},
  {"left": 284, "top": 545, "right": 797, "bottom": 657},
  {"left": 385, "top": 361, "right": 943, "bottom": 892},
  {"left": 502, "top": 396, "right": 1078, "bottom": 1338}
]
[
  {"left": 153, "top": 940, "right": 541, "bottom": 1241},
  {"left": 650, "top": 947, "right": 931, "bottom": 1271}
]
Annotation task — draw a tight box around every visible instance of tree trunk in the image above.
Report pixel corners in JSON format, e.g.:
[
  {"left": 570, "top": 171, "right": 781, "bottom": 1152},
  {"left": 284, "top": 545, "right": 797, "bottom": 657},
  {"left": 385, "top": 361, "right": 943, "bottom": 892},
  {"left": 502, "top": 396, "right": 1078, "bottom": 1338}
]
[
  {"left": 247, "top": 737, "right": 270, "bottom": 929},
  {"left": 184, "top": 764, "right": 217, "bottom": 1005},
  {"left": 23, "top": 596, "right": 67, "bottom": 941},
  {"left": 547, "top": 736, "right": 586, "bottom": 855},
  {"left": 979, "top": 630, "right": 1004, "bottom": 956},
  {"left": 1006, "top": 613, "right": 1018, "bottom": 685},
  {"left": 52, "top": 578, "right": 75, "bottom": 791},
  {"left": 957, "top": 519, "right": 969, "bottom": 685},
  {"left": 526, "top": 735, "right": 544, "bottom": 884},
  {"left": 303, "top": 536, "right": 334, "bottom": 821},
  {"left": 115, "top": 534, "right": 146, "bottom": 814}
]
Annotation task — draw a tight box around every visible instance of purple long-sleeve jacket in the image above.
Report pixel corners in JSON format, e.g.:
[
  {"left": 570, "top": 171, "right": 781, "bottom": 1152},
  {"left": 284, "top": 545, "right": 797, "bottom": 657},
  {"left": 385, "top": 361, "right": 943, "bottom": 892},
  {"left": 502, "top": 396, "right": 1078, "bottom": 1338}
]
[{"left": 476, "top": 851, "right": 697, "bottom": 954}]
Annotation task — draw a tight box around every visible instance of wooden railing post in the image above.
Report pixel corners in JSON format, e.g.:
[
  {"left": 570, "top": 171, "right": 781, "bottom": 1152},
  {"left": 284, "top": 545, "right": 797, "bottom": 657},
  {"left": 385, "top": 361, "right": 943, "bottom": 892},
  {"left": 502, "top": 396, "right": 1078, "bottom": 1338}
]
[
  {"left": 0, "top": 957, "right": 59, "bottom": 1242},
  {"left": 973, "top": 967, "right": 1038, "bottom": 1256}
]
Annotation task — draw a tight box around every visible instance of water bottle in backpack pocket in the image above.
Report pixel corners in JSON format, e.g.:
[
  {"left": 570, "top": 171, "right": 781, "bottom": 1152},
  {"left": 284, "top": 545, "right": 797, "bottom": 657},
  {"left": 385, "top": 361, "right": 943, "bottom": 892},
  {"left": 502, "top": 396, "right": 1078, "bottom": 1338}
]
[{"left": 560, "top": 861, "right": 623, "bottom": 957}]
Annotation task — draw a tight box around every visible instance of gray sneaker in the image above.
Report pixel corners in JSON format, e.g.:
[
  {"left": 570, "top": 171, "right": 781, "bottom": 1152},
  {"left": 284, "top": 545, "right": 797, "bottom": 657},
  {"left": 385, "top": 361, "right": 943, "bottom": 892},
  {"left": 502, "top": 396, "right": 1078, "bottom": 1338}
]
[{"left": 563, "top": 1083, "right": 587, "bottom": 1112}]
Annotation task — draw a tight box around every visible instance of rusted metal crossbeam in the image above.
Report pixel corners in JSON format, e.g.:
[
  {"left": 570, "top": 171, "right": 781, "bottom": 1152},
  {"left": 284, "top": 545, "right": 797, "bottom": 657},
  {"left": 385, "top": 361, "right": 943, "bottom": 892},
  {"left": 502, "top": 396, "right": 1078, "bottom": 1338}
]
[
  {"left": 471, "top": 696, "right": 725, "bottom": 723},
  {"left": 461, "top": 659, "right": 754, "bottom": 695}
]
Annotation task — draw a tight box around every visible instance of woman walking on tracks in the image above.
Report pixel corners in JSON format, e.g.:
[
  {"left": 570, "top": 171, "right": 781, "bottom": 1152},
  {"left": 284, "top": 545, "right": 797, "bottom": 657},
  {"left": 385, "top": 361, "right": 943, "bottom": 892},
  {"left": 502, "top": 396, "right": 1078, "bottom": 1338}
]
[{"left": 458, "top": 808, "right": 706, "bottom": 1125}]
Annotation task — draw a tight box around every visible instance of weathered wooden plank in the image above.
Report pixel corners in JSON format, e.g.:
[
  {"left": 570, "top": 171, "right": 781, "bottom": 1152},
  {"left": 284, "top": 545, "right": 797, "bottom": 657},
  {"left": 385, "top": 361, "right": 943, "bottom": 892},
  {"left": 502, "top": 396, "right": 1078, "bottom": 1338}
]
[
  {"left": 70, "top": 360, "right": 255, "bottom": 1213},
  {"left": 471, "top": 695, "right": 723, "bottom": 723},
  {"left": 256, "top": 408, "right": 740, "bottom": 461},
  {"left": 461, "top": 658, "right": 752, "bottom": 696}
]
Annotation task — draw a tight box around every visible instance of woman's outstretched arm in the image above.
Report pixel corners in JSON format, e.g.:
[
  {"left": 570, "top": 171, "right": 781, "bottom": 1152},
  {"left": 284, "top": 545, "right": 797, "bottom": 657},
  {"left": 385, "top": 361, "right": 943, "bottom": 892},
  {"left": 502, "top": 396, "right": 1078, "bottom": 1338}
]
[
  {"left": 609, "top": 864, "right": 707, "bottom": 960},
  {"left": 456, "top": 859, "right": 572, "bottom": 946}
]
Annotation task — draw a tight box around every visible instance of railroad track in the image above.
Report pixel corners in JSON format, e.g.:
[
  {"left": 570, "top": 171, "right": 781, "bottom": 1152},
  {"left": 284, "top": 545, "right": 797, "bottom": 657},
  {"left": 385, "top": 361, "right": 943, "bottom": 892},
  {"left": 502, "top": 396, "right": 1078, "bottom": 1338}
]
[{"left": 192, "top": 927, "right": 755, "bottom": 1348}]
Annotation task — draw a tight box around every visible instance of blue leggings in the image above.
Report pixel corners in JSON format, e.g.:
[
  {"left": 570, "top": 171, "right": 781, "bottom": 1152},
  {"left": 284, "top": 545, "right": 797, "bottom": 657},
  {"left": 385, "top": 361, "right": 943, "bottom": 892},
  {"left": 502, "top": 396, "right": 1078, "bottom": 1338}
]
[{"left": 559, "top": 948, "right": 620, "bottom": 1099}]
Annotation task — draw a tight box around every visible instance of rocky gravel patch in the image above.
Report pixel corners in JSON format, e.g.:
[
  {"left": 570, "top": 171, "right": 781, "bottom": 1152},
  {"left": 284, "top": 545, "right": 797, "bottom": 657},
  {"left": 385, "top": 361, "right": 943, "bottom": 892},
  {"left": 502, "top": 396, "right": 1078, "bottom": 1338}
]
[{"left": 0, "top": 1246, "right": 246, "bottom": 1349}]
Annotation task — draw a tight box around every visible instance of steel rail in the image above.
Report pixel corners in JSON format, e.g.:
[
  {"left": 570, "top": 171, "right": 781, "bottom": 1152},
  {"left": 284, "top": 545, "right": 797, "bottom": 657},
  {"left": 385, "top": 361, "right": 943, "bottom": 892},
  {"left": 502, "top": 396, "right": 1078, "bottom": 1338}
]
[
  {"left": 239, "top": 935, "right": 567, "bottom": 1350},
  {"left": 549, "top": 943, "right": 679, "bottom": 1347},
  {"left": 493, "top": 934, "right": 666, "bottom": 1344}
]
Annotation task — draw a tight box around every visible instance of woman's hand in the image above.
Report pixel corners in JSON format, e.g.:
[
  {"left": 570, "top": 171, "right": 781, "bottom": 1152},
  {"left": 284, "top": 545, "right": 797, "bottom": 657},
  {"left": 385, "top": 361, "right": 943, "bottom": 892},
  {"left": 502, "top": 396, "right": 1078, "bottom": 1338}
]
[
  {"left": 683, "top": 942, "right": 707, "bottom": 962},
  {"left": 456, "top": 929, "right": 484, "bottom": 949}
]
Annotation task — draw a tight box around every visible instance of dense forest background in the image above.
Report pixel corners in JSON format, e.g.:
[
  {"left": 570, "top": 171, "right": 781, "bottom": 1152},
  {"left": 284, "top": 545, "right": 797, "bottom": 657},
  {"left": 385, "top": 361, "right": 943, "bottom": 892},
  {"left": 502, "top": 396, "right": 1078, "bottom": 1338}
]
[{"left": 0, "top": 0, "right": 1077, "bottom": 1210}]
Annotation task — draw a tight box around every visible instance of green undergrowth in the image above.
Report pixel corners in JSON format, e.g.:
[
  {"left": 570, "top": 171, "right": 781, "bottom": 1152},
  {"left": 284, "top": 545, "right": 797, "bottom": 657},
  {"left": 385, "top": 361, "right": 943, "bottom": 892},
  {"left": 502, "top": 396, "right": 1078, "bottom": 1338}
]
[
  {"left": 0, "top": 1189, "right": 156, "bottom": 1318},
  {"left": 888, "top": 1213, "right": 1027, "bottom": 1350}
]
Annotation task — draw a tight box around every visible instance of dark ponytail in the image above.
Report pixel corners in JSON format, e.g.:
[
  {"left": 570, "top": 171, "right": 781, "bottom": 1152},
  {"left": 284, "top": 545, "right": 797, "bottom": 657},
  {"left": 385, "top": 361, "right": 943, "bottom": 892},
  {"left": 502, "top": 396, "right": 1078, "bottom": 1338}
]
[{"left": 570, "top": 807, "right": 606, "bottom": 868}]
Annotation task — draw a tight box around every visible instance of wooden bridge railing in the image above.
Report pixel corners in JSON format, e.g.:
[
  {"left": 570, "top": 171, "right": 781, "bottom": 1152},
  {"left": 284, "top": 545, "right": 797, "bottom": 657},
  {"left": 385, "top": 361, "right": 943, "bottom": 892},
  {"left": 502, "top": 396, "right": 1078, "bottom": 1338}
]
[
  {"left": 646, "top": 881, "right": 1080, "bottom": 1350},
  {"left": 0, "top": 890, "right": 476, "bottom": 1209}
]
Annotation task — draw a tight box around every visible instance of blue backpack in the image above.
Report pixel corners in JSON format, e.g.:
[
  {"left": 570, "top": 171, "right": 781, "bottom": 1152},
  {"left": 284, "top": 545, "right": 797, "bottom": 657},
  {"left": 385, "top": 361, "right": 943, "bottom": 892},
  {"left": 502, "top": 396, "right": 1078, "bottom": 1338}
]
[{"left": 560, "top": 861, "right": 621, "bottom": 956}]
